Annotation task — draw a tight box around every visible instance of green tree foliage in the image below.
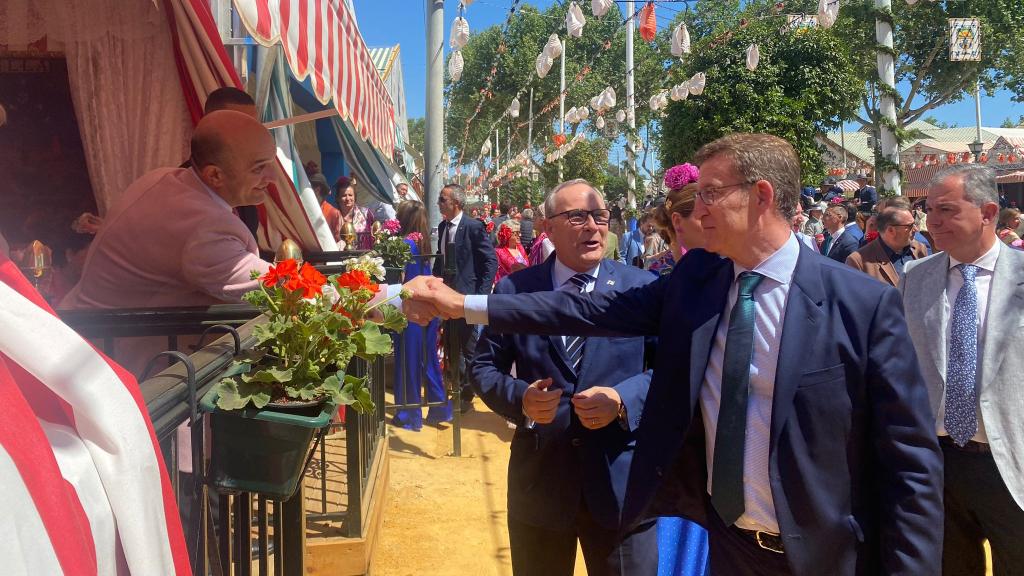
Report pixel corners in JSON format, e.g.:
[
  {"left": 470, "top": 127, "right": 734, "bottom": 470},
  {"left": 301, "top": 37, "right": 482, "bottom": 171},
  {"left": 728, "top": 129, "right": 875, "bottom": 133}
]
[
  {"left": 658, "top": 8, "right": 863, "bottom": 184},
  {"left": 445, "top": 4, "right": 662, "bottom": 168},
  {"left": 407, "top": 117, "right": 425, "bottom": 155},
  {"left": 1000, "top": 116, "right": 1024, "bottom": 129},
  {"left": 495, "top": 176, "right": 545, "bottom": 208}
]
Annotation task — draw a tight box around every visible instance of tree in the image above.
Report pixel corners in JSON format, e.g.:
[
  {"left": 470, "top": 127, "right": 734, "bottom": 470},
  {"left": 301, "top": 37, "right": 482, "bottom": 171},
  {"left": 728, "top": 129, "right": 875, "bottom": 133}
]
[
  {"left": 445, "top": 4, "right": 663, "bottom": 170},
  {"left": 658, "top": 7, "right": 863, "bottom": 184},
  {"left": 921, "top": 116, "right": 957, "bottom": 129},
  {"left": 1000, "top": 116, "right": 1024, "bottom": 128},
  {"left": 407, "top": 117, "right": 425, "bottom": 155},
  {"left": 538, "top": 138, "right": 611, "bottom": 190}
]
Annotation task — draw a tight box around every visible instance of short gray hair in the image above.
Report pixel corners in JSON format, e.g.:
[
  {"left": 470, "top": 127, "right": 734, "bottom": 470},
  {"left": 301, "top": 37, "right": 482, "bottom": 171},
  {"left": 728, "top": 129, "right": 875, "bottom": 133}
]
[
  {"left": 543, "top": 178, "right": 606, "bottom": 218},
  {"left": 442, "top": 183, "right": 467, "bottom": 208},
  {"left": 930, "top": 164, "right": 998, "bottom": 207},
  {"left": 521, "top": 208, "right": 534, "bottom": 220}
]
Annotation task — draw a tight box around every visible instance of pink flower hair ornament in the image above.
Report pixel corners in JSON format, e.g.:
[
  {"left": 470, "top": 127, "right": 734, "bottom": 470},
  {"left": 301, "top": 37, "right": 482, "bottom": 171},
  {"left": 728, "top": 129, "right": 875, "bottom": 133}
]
[{"left": 663, "top": 163, "right": 700, "bottom": 191}]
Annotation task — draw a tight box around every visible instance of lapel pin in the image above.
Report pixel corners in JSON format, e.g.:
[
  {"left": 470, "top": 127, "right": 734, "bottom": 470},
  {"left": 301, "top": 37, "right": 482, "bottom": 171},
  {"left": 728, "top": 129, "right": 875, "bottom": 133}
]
[{"left": 606, "top": 280, "right": 615, "bottom": 286}]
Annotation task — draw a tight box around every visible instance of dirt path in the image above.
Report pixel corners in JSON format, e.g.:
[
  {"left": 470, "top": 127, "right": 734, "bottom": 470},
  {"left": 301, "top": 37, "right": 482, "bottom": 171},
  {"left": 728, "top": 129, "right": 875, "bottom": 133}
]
[{"left": 373, "top": 397, "right": 586, "bottom": 576}]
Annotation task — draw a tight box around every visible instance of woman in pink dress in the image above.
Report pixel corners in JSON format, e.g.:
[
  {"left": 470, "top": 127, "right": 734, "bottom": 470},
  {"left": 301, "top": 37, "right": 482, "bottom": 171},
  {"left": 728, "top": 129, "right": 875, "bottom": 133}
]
[
  {"left": 334, "top": 176, "right": 376, "bottom": 249},
  {"left": 494, "top": 220, "right": 527, "bottom": 284}
]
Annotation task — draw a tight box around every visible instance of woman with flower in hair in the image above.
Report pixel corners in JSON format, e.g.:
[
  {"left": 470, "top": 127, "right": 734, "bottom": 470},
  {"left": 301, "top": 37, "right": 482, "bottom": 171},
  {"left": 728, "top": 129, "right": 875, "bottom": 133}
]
[
  {"left": 648, "top": 163, "right": 706, "bottom": 277},
  {"left": 334, "top": 175, "right": 376, "bottom": 249},
  {"left": 392, "top": 201, "right": 449, "bottom": 428},
  {"left": 494, "top": 219, "right": 527, "bottom": 284}
]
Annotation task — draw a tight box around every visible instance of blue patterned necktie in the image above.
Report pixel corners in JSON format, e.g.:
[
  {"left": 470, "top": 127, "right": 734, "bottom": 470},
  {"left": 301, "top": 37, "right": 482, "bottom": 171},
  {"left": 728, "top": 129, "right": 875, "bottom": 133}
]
[
  {"left": 564, "top": 273, "right": 593, "bottom": 374},
  {"left": 946, "top": 264, "right": 979, "bottom": 446},
  {"left": 711, "top": 271, "right": 764, "bottom": 526}
]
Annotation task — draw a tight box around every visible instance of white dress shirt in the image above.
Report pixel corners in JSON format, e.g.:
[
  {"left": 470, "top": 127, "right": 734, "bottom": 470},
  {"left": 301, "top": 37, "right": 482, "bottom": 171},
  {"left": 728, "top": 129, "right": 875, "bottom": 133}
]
[
  {"left": 823, "top": 227, "right": 845, "bottom": 256},
  {"left": 702, "top": 233, "right": 799, "bottom": 534},
  {"left": 443, "top": 210, "right": 465, "bottom": 245},
  {"left": 936, "top": 239, "right": 1000, "bottom": 443}
]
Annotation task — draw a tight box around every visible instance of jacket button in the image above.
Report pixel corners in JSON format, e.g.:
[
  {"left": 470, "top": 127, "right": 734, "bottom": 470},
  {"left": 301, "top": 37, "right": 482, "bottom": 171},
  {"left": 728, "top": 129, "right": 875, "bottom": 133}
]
[
  {"left": 655, "top": 466, "right": 663, "bottom": 477},
  {"left": 571, "top": 438, "right": 583, "bottom": 447}
]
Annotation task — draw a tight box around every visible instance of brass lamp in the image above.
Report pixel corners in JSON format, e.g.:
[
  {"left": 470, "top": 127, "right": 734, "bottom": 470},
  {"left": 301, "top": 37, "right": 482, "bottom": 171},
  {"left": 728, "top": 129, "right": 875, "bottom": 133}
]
[
  {"left": 25, "top": 240, "right": 52, "bottom": 279},
  {"left": 370, "top": 220, "right": 382, "bottom": 236},
  {"left": 274, "top": 238, "right": 303, "bottom": 265}
]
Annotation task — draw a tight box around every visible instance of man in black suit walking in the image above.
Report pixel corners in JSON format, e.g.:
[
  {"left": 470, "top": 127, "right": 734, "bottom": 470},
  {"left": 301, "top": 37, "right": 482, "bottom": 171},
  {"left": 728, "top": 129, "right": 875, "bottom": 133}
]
[{"left": 433, "top": 184, "right": 497, "bottom": 411}]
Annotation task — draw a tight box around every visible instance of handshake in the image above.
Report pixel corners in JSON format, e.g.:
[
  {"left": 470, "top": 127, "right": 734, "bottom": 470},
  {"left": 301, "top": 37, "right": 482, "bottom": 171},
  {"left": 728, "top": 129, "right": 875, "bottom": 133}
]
[{"left": 400, "top": 276, "right": 468, "bottom": 326}]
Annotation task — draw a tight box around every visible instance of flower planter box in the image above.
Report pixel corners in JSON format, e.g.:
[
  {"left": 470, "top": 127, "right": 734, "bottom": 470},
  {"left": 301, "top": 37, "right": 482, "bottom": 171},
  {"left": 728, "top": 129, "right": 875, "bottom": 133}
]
[
  {"left": 200, "top": 387, "right": 337, "bottom": 501},
  {"left": 383, "top": 266, "right": 404, "bottom": 284}
]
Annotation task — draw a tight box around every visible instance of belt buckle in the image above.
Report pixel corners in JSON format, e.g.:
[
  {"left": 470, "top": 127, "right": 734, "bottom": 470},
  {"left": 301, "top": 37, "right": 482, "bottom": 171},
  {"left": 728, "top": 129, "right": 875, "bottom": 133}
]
[{"left": 755, "top": 531, "right": 785, "bottom": 554}]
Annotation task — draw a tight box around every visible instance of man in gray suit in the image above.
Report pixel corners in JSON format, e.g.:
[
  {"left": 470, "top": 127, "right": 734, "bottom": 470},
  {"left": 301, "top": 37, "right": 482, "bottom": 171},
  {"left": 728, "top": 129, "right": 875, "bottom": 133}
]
[{"left": 901, "top": 164, "right": 1024, "bottom": 575}]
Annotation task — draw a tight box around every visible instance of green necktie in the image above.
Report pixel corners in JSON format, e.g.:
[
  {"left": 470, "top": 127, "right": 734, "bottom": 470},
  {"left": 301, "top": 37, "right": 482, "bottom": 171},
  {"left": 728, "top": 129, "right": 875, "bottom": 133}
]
[{"left": 711, "top": 271, "right": 764, "bottom": 526}]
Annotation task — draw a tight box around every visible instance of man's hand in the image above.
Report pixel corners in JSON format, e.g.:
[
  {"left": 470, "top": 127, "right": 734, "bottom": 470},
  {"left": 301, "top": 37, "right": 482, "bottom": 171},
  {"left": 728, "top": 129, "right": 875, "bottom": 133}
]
[
  {"left": 403, "top": 276, "right": 467, "bottom": 324},
  {"left": 572, "top": 386, "right": 622, "bottom": 429},
  {"left": 522, "top": 378, "right": 561, "bottom": 424}
]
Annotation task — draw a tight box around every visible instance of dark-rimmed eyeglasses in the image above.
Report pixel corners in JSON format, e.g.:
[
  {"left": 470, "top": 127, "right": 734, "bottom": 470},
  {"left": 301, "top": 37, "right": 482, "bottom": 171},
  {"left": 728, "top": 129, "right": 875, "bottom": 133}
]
[
  {"left": 696, "top": 181, "right": 755, "bottom": 205},
  {"left": 550, "top": 208, "right": 611, "bottom": 227}
]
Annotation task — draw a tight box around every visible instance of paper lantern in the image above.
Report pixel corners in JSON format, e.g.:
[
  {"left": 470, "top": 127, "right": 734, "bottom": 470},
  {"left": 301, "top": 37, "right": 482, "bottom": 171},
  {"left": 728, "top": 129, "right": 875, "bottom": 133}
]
[
  {"left": 448, "top": 50, "right": 464, "bottom": 81},
  {"left": 509, "top": 97, "right": 521, "bottom": 118},
  {"left": 616, "top": 109, "right": 626, "bottom": 123},
  {"left": 1011, "top": 154, "right": 1019, "bottom": 163},
  {"left": 688, "top": 72, "right": 706, "bottom": 95},
  {"left": 591, "top": 0, "right": 613, "bottom": 17},
  {"left": 818, "top": 0, "right": 838, "bottom": 29},
  {"left": 566, "top": 2, "right": 586, "bottom": 38},
  {"left": 746, "top": 44, "right": 760, "bottom": 71},
  {"left": 639, "top": 2, "right": 657, "bottom": 42},
  {"left": 578, "top": 107, "right": 590, "bottom": 120},
  {"left": 596, "top": 116, "right": 605, "bottom": 129},
  {"left": 671, "top": 23, "right": 691, "bottom": 57},
  {"left": 536, "top": 53, "right": 554, "bottom": 78},
  {"left": 450, "top": 17, "right": 470, "bottom": 49},
  {"left": 544, "top": 34, "right": 563, "bottom": 60},
  {"left": 553, "top": 133, "right": 567, "bottom": 147}
]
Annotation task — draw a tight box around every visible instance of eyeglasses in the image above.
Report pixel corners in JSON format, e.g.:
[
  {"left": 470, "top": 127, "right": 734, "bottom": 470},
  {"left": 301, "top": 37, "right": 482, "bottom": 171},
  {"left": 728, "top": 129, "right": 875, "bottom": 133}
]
[
  {"left": 550, "top": 208, "right": 611, "bottom": 227},
  {"left": 696, "top": 181, "right": 754, "bottom": 205},
  {"left": 888, "top": 223, "right": 916, "bottom": 231}
]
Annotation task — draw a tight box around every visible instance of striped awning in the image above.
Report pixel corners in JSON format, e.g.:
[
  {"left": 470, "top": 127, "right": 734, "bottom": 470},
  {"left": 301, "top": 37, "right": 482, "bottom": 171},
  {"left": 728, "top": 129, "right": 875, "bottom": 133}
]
[
  {"left": 233, "top": 0, "right": 396, "bottom": 158},
  {"left": 997, "top": 170, "right": 1024, "bottom": 184}
]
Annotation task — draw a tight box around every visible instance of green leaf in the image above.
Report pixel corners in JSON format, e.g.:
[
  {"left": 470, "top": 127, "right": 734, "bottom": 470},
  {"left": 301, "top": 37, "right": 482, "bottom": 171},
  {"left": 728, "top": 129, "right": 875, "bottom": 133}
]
[
  {"left": 219, "top": 359, "right": 254, "bottom": 379},
  {"left": 243, "top": 366, "right": 294, "bottom": 384},
  {"left": 352, "top": 322, "right": 393, "bottom": 359},
  {"left": 339, "top": 374, "right": 374, "bottom": 413},
  {"left": 236, "top": 379, "right": 272, "bottom": 408},
  {"left": 378, "top": 304, "right": 408, "bottom": 333},
  {"left": 214, "top": 380, "right": 248, "bottom": 410}
]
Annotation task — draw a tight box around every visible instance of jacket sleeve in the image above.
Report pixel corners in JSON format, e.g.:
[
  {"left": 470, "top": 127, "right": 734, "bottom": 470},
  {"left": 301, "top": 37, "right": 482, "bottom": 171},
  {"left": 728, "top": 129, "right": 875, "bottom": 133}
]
[
  {"left": 612, "top": 370, "right": 651, "bottom": 432},
  {"left": 469, "top": 279, "right": 531, "bottom": 421},
  {"left": 182, "top": 221, "right": 270, "bottom": 302},
  {"left": 471, "top": 221, "right": 498, "bottom": 293},
  {"left": 865, "top": 287, "right": 944, "bottom": 575}
]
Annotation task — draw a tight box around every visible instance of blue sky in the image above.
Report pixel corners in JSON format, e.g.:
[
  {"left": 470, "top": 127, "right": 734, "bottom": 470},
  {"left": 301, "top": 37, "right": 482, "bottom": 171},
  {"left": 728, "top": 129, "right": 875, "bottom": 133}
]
[{"left": 354, "top": 0, "right": 1023, "bottom": 153}]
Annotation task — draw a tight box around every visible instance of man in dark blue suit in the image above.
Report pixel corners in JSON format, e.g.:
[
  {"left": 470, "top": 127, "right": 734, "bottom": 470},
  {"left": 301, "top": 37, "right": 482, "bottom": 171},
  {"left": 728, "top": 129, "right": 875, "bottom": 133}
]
[
  {"left": 433, "top": 184, "right": 497, "bottom": 411},
  {"left": 406, "top": 134, "right": 943, "bottom": 576},
  {"left": 471, "top": 179, "right": 658, "bottom": 575},
  {"left": 821, "top": 204, "right": 860, "bottom": 264}
]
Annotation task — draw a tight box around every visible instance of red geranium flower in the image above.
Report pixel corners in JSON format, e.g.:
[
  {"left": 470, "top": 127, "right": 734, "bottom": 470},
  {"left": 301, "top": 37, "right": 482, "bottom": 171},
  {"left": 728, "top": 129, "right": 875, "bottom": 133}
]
[
  {"left": 298, "top": 262, "right": 327, "bottom": 297},
  {"left": 263, "top": 259, "right": 298, "bottom": 288},
  {"left": 336, "top": 270, "right": 379, "bottom": 294},
  {"left": 486, "top": 221, "right": 495, "bottom": 233}
]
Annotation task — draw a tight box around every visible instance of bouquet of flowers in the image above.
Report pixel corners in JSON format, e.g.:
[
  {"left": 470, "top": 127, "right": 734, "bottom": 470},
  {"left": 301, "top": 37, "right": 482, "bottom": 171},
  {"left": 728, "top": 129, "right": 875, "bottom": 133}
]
[
  {"left": 372, "top": 218, "right": 413, "bottom": 269},
  {"left": 211, "top": 254, "right": 407, "bottom": 412}
]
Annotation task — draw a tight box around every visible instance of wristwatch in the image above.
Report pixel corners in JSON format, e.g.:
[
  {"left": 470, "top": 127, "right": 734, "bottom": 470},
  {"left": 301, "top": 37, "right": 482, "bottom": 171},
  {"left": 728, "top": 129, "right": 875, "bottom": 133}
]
[{"left": 616, "top": 402, "right": 628, "bottom": 428}]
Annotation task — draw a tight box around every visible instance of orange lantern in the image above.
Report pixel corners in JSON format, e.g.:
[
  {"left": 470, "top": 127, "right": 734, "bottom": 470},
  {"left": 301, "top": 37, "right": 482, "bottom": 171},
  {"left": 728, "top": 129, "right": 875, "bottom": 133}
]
[
  {"left": 639, "top": 2, "right": 657, "bottom": 42},
  {"left": 980, "top": 153, "right": 988, "bottom": 163},
  {"left": 947, "top": 153, "right": 956, "bottom": 164},
  {"left": 553, "top": 133, "right": 567, "bottom": 147},
  {"left": 1010, "top": 154, "right": 1019, "bottom": 163}
]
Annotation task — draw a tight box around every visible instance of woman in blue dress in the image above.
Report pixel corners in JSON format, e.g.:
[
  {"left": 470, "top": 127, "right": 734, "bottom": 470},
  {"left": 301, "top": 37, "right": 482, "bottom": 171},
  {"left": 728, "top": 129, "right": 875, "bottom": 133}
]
[
  {"left": 392, "top": 201, "right": 450, "bottom": 430},
  {"left": 653, "top": 164, "right": 710, "bottom": 576}
]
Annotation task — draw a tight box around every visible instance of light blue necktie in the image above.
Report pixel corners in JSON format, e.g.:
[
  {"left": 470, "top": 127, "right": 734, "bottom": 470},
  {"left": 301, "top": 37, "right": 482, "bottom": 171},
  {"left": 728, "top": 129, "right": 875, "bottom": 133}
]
[
  {"left": 946, "top": 264, "right": 979, "bottom": 446},
  {"left": 711, "top": 271, "right": 764, "bottom": 526}
]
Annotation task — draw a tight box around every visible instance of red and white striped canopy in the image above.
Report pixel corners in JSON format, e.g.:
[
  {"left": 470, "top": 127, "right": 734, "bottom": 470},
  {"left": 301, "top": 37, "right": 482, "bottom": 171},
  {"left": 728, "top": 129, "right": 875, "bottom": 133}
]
[{"left": 233, "top": 0, "right": 397, "bottom": 159}]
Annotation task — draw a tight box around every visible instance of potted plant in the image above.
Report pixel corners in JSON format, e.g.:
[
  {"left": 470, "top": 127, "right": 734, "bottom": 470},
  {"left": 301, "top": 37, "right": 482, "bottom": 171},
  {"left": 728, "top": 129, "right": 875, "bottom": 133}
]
[
  {"left": 371, "top": 219, "right": 413, "bottom": 283},
  {"left": 200, "top": 254, "right": 407, "bottom": 500}
]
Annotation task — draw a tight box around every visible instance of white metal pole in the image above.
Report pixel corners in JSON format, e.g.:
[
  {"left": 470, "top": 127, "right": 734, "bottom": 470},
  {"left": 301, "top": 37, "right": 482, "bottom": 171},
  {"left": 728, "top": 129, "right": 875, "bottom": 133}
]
[
  {"left": 527, "top": 87, "right": 534, "bottom": 154},
  {"left": 425, "top": 0, "right": 444, "bottom": 232},
  {"left": 975, "top": 79, "right": 983, "bottom": 143},
  {"left": 875, "top": 0, "right": 901, "bottom": 194},
  {"left": 625, "top": 0, "right": 637, "bottom": 208},
  {"left": 559, "top": 41, "right": 566, "bottom": 182}
]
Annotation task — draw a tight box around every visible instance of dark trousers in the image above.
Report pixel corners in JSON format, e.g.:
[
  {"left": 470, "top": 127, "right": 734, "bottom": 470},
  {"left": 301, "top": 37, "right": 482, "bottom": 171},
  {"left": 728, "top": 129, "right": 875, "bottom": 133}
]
[
  {"left": 705, "top": 507, "right": 793, "bottom": 576},
  {"left": 453, "top": 318, "right": 480, "bottom": 402},
  {"left": 508, "top": 506, "right": 658, "bottom": 576},
  {"left": 941, "top": 440, "right": 1024, "bottom": 576}
]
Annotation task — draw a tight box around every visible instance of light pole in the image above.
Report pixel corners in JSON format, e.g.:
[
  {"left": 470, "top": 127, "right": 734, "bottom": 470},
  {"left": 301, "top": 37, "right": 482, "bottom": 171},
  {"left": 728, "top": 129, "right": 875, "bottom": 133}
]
[{"left": 970, "top": 79, "right": 984, "bottom": 162}]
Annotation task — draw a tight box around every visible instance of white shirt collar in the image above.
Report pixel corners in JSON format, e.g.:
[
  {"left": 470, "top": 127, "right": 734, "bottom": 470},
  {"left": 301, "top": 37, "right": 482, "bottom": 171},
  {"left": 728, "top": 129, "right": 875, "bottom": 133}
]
[
  {"left": 191, "top": 168, "right": 233, "bottom": 213},
  {"left": 552, "top": 256, "right": 600, "bottom": 289},
  {"left": 448, "top": 210, "right": 464, "bottom": 228},
  {"left": 948, "top": 237, "right": 1000, "bottom": 272},
  {"left": 733, "top": 232, "right": 800, "bottom": 286}
]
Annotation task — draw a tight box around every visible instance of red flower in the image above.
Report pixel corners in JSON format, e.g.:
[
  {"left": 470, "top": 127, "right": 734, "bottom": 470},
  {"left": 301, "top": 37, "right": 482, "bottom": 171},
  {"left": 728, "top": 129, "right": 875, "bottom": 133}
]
[
  {"left": 486, "top": 221, "right": 495, "bottom": 233},
  {"left": 298, "top": 262, "right": 327, "bottom": 297},
  {"left": 263, "top": 259, "right": 298, "bottom": 288},
  {"left": 336, "top": 270, "right": 379, "bottom": 295}
]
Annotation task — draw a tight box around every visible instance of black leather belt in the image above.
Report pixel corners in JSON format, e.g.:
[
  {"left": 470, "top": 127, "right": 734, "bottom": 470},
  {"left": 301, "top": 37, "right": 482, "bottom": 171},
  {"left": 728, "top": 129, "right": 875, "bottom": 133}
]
[
  {"left": 939, "top": 435, "right": 991, "bottom": 453},
  {"left": 734, "top": 527, "right": 785, "bottom": 554}
]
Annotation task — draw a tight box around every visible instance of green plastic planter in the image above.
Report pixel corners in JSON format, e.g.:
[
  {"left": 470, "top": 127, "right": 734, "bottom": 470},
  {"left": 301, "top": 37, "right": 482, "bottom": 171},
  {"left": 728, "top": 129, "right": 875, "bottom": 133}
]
[{"left": 200, "top": 388, "right": 337, "bottom": 501}]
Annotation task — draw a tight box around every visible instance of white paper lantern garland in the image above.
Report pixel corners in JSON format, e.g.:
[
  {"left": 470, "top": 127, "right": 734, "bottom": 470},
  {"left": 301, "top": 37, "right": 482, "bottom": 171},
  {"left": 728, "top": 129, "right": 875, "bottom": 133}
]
[
  {"left": 448, "top": 50, "right": 464, "bottom": 81},
  {"left": 671, "top": 23, "right": 691, "bottom": 58},
  {"left": 591, "top": 0, "right": 613, "bottom": 17},
  {"left": 450, "top": 16, "right": 470, "bottom": 49},
  {"left": 566, "top": 2, "right": 587, "bottom": 38}
]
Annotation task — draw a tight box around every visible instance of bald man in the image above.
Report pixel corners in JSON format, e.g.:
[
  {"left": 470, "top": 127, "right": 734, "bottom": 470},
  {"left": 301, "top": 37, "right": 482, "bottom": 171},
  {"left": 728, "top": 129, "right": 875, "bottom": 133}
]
[{"left": 61, "top": 110, "right": 277, "bottom": 372}]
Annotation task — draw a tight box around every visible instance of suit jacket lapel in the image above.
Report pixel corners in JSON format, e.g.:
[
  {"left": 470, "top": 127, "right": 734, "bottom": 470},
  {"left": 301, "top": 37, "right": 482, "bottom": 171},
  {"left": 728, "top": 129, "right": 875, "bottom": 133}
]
[
  {"left": 878, "top": 261, "right": 899, "bottom": 287},
  {"left": 689, "top": 262, "right": 733, "bottom": 410},
  {"left": 918, "top": 253, "right": 949, "bottom": 382},
  {"left": 575, "top": 262, "right": 616, "bottom": 387},
  {"left": 981, "top": 244, "right": 1024, "bottom": 386},
  {"left": 771, "top": 246, "right": 827, "bottom": 447}
]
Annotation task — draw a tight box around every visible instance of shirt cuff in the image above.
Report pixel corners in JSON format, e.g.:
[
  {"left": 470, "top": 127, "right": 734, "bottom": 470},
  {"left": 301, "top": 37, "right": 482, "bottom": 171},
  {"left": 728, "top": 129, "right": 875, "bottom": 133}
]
[{"left": 464, "top": 295, "right": 489, "bottom": 325}]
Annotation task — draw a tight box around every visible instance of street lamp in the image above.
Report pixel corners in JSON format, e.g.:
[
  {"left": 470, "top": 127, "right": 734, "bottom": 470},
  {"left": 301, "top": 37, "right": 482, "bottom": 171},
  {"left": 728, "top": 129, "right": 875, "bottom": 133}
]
[{"left": 968, "top": 140, "right": 984, "bottom": 162}]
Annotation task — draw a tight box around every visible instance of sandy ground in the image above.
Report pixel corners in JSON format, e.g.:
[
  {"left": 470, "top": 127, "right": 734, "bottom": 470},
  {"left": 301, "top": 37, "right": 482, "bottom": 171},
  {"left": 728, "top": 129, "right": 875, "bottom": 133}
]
[{"left": 373, "top": 397, "right": 587, "bottom": 576}]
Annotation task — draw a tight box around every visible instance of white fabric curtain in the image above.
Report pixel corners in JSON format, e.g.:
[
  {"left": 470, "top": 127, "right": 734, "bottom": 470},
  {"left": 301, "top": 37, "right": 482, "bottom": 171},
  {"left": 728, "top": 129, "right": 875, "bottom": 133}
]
[{"left": 0, "top": 0, "right": 192, "bottom": 215}]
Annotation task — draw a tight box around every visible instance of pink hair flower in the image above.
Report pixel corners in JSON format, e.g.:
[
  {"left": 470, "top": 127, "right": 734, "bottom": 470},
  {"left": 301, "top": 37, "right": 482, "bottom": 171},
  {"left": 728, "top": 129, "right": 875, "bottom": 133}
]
[{"left": 663, "top": 163, "right": 700, "bottom": 191}]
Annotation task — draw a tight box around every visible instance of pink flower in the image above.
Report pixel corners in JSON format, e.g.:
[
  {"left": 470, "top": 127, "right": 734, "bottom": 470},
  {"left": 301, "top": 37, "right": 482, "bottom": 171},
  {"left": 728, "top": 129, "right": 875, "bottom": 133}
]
[
  {"left": 663, "top": 163, "right": 700, "bottom": 191},
  {"left": 405, "top": 232, "right": 423, "bottom": 243},
  {"left": 382, "top": 219, "right": 402, "bottom": 235}
]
